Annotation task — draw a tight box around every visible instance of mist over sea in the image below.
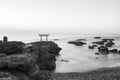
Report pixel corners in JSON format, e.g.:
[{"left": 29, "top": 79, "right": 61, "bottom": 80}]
[{"left": 1, "top": 33, "right": 120, "bottom": 73}]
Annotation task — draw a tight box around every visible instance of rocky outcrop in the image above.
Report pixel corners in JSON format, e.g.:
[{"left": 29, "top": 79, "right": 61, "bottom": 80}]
[
  {"left": 68, "top": 41, "right": 86, "bottom": 46},
  {"left": 0, "top": 41, "right": 25, "bottom": 55},
  {"left": 0, "top": 53, "right": 51, "bottom": 80},
  {"left": 0, "top": 40, "right": 61, "bottom": 80},
  {"left": 31, "top": 41, "right": 61, "bottom": 55}
]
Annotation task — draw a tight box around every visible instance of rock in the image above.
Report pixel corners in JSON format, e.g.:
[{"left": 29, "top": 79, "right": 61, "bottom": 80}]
[
  {"left": 93, "top": 45, "right": 97, "bottom": 47},
  {"left": 102, "top": 39, "right": 114, "bottom": 42},
  {"left": 68, "top": 41, "right": 86, "bottom": 46},
  {"left": 31, "top": 41, "right": 61, "bottom": 55},
  {"left": 109, "top": 49, "right": 118, "bottom": 53},
  {"left": 118, "top": 50, "right": 120, "bottom": 54},
  {"left": 0, "top": 41, "right": 25, "bottom": 55},
  {"left": 88, "top": 46, "right": 94, "bottom": 49},
  {"left": 0, "top": 53, "right": 51, "bottom": 80},
  {"left": 36, "top": 50, "right": 56, "bottom": 70},
  {"left": 105, "top": 41, "right": 115, "bottom": 47},
  {"left": 0, "top": 71, "right": 30, "bottom": 80},
  {"left": 92, "top": 41, "right": 104, "bottom": 45},
  {"left": 94, "top": 37, "right": 101, "bottom": 39},
  {"left": 24, "top": 42, "right": 58, "bottom": 70},
  {"left": 75, "top": 39, "right": 86, "bottom": 41},
  {"left": 95, "top": 52, "right": 99, "bottom": 55},
  {"left": 98, "top": 46, "right": 109, "bottom": 55},
  {"left": 60, "top": 59, "right": 69, "bottom": 62}
]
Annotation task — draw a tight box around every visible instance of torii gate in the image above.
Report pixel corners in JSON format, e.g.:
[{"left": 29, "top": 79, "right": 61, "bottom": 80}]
[{"left": 39, "top": 34, "right": 49, "bottom": 41}]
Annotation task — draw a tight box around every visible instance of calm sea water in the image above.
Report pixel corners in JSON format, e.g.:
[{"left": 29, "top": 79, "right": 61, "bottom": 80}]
[{"left": 1, "top": 34, "right": 120, "bottom": 73}]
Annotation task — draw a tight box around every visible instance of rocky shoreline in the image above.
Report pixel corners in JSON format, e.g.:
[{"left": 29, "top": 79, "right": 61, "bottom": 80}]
[
  {"left": 0, "top": 36, "right": 61, "bottom": 80},
  {"left": 52, "top": 67, "right": 120, "bottom": 80}
]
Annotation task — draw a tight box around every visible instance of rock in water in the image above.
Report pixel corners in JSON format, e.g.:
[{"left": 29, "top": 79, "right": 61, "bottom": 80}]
[{"left": 98, "top": 46, "right": 109, "bottom": 55}]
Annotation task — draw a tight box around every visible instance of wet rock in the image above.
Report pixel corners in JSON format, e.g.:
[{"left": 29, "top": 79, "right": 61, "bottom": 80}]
[
  {"left": 94, "top": 37, "right": 101, "bottom": 39},
  {"left": 95, "top": 52, "right": 99, "bottom": 55},
  {"left": 75, "top": 39, "right": 86, "bottom": 41},
  {"left": 98, "top": 46, "right": 109, "bottom": 55},
  {"left": 88, "top": 46, "right": 94, "bottom": 49},
  {"left": 60, "top": 59, "right": 69, "bottom": 62},
  {"left": 105, "top": 41, "right": 115, "bottom": 47},
  {"left": 118, "top": 50, "right": 120, "bottom": 54},
  {"left": 68, "top": 41, "right": 86, "bottom": 46},
  {"left": 102, "top": 39, "right": 114, "bottom": 42},
  {"left": 93, "top": 45, "right": 97, "bottom": 47},
  {"left": 92, "top": 41, "right": 104, "bottom": 45},
  {"left": 109, "top": 49, "right": 118, "bottom": 53}
]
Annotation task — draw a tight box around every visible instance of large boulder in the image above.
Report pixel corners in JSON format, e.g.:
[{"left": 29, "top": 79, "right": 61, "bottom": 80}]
[
  {"left": 0, "top": 41, "right": 25, "bottom": 55},
  {"left": 98, "top": 46, "right": 109, "bottom": 55}
]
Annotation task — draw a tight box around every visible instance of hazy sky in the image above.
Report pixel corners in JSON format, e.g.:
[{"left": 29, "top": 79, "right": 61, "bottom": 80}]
[{"left": 0, "top": 0, "right": 120, "bottom": 34}]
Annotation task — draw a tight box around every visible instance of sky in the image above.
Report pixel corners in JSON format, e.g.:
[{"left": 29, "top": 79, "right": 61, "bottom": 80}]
[{"left": 0, "top": 0, "right": 120, "bottom": 35}]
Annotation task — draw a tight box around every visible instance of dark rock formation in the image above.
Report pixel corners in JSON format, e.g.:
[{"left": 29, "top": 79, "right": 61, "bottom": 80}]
[
  {"left": 0, "top": 53, "right": 51, "bottom": 80},
  {"left": 118, "top": 50, "right": 120, "bottom": 54},
  {"left": 109, "top": 49, "right": 118, "bottom": 53},
  {"left": 0, "top": 40, "right": 61, "bottom": 80},
  {"left": 88, "top": 46, "right": 94, "bottom": 49},
  {"left": 31, "top": 41, "right": 61, "bottom": 55},
  {"left": 105, "top": 41, "right": 115, "bottom": 47},
  {"left": 92, "top": 41, "right": 105, "bottom": 45},
  {"left": 94, "top": 37, "right": 101, "bottom": 39},
  {"left": 95, "top": 52, "right": 99, "bottom": 55},
  {"left": 88, "top": 45, "right": 97, "bottom": 49},
  {"left": 68, "top": 41, "right": 86, "bottom": 46},
  {"left": 102, "top": 39, "right": 114, "bottom": 42},
  {"left": 93, "top": 45, "right": 97, "bottom": 47},
  {"left": 0, "top": 41, "right": 25, "bottom": 55},
  {"left": 75, "top": 39, "right": 86, "bottom": 41},
  {"left": 98, "top": 46, "right": 109, "bottom": 55}
]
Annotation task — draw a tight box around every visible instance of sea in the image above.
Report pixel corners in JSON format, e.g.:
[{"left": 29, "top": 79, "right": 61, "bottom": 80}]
[{"left": 1, "top": 33, "right": 120, "bottom": 73}]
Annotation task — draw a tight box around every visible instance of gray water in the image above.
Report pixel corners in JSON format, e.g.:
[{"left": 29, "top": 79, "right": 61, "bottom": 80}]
[{"left": 1, "top": 34, "right": 120, "bottom": 73}]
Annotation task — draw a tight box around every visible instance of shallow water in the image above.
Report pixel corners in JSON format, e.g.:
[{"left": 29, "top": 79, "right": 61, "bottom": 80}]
[
  {"left": 54, "top": 34, "right": 120, "bottom": 73},
  {"left": 1, "top": 34, "right": 120, "bottom": 73}
]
